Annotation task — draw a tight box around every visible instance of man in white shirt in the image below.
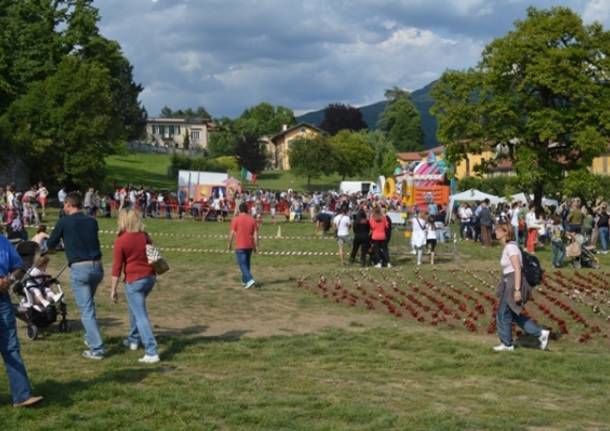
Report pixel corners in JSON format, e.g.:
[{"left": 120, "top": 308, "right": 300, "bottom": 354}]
[
  {"left": 458, "top": 203, "right": 473, "bottom": 240},
  {"left": 333, "top": 205, "right": 352, "bottom": 265}
]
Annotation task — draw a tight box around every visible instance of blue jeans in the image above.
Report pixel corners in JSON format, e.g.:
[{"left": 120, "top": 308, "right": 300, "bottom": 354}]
[
  {"left": 599, "top": 227, "right": 609, "bottom": 252},
  {"left": 235, "top": 249, "right": 254, "bottom": 284},
  {"left": 0, "top": 292, "right": 32, "bottom": 404},
  {"left": 70, "top": 262, "right": 105, "bottom": 354},
  {"left": 551, "top": 240, "right": 565, "bottom": 267},
  {"left": 125, "top": 276, "right": 158, "bottom": 356},
  {"left": 496, "top": 297, "right": 542, "bottom": 347}
]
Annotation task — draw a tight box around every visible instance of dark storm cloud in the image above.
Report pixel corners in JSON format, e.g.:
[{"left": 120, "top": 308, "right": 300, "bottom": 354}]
[{"left": 94, "top": 0, "right": 610, "bottom": 117}]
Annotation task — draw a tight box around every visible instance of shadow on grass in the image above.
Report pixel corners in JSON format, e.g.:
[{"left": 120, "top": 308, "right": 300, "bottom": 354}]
[
  {"left": 12, "top": 329, "right": 249, "bottom": 408},
  {"left": 161, "top": 329, "right": 249, "bottom": 361}
]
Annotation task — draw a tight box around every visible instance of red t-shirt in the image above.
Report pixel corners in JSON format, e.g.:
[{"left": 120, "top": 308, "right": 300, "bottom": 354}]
[
  {"left": 231, "top": 214, "right": 258, "bottom": 250},
  {"left": 369, "top": 217, "right": 388, "bottom": 241},
  {"left": 112, "top": 231, "right": 155, "bottom": 283}
]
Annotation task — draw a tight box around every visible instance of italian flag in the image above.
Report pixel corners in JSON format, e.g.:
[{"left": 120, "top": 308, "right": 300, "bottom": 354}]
[{"left": 240, "top": 167, "right": 257, "bottom": 183}]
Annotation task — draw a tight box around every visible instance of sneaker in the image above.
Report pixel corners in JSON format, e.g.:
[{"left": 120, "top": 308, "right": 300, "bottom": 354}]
[
  {"left": 539, "top": 329, "right": 550, "bottom": 350},
  {"left": 493, "top": 344, "right": 514, "bottom": 352},
  {"left": 13, "top": 395, "right": 43, "bottom": 408},
  {"left": 244, "top": 279, "right": 256, "bottom": 289},
  {"left": 82, "top": 350, "right": 104, "bottom": 360},
  {"left": 40, "top": 299, "right": 50, "bottom": 308},
  {"left": 138, "top": 354, "right": 160, "bottom": 364},
  {"left": 374, "top": 263, "right": 382, "bottom": 268},
  {"left": 122, "top": 339, "right": 139, "bottom": 351},
  {"left": 51, "top": 292, "right": 64, "bottom": 303},
  {"left": 387, "top": 263, "right": 392, "bottom": 268}
]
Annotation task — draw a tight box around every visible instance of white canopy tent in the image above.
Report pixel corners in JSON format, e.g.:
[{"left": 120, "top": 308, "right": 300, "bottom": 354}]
[
  {"left": 446, "top": 189, "right": 503, "bottom": 223},
  {"left": 510, "top": 193, "right": 559, "bottom": 208}
]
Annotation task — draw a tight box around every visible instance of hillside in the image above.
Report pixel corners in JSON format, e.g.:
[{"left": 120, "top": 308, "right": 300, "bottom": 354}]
[{"left": 296, "top": 81, "right": 439, "bottom": 149}]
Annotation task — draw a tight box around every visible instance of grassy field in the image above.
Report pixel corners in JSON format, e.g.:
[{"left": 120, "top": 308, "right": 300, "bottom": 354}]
[
  {"left": 105, "top": 152, "right": 356, "bottom": 192},
  {"left": 1, "top": 211, "right": 609, "bottom": 430}
]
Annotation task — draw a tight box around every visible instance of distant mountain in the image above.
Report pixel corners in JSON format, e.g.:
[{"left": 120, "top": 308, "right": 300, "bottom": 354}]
[{"left": 296, "top": 81, "right": 439, "bottom": 149}]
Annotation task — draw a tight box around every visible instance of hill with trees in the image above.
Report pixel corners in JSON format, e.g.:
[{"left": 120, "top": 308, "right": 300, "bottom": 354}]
[{"left": 296, "top": 81, "right": 438, "bottom": 148}]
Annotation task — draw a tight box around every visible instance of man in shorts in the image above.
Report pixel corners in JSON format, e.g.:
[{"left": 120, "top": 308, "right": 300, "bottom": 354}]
[{"left": 333, "top": 204, "right": 352, "bottom": 265}]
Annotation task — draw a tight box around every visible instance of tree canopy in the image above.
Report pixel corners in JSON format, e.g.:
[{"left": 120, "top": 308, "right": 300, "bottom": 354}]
[
  {"left": 320, "top": 103, "right": 367, "bottom": 135},
  {"left": 234, "top": 102, "right": 295, "bottom": 137},
  {"left": 0, "top": 0, "right": 145, "bottom": 188},
  {"left": 329, "top": 131, "right": 375, "bottom": 180},
  {"left": 160, "top": 106, "right": 211, "bottom": 120},
  {"left": 378, "top": 87, "right": 424, "bottom": 152},
  {"left": 289, "top": 136, "right": 335, "bottom": 186},
  {"left": 431, "top": 6, "right": 610, "bottom": 205}
]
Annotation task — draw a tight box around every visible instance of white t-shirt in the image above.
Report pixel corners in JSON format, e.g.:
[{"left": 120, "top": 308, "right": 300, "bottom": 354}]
[
  {"left": 411, "top": 216, "right": 427, "bottom": 247},
  {"left": 333, "top": 214, "right": 352, "bottom": 237},
  {"left": 425, "top": 222, "right": 437, "bottom": 240},
  {"left": 510, "top": 208, "right": 520, "bottom": 226},
  {"left": 501, "top": 242, "right": 522, "bottom": 275}
]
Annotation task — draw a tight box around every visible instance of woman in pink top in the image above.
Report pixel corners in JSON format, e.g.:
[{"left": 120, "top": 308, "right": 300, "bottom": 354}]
[
  {"left": 493, "top": 223, "right": 549, "bottom": 352},
  {"left": 369, "top": 208, "right": 389, "bottom": 268}
]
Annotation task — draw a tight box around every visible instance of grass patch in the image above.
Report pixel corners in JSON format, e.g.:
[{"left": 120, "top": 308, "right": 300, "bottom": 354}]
[{"left": 4, "top": 211, "right": 609, "bottom": 430}]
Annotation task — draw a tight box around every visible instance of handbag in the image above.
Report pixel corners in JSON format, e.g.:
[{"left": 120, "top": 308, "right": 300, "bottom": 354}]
[{"left": 145, "top": 236, "right": 169, "bottom": 275}]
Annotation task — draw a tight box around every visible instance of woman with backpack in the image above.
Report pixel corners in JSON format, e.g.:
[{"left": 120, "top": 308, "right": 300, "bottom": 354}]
[{"left": 493, "top": 223, "right": 550, "bottom": 352}]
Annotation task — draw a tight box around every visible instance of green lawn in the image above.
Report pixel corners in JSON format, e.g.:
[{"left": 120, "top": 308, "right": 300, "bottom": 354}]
[
  {"left": 2, "top": 212, "right": 609, "bottom": 430},
  {"left": 105, "top": 152, "right": 362, "bottom": 192}
]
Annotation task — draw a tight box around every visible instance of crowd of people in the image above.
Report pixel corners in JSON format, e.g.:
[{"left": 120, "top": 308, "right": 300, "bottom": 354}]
[{"left": 1, "top": 181, "right": 608, "bottom": 406}]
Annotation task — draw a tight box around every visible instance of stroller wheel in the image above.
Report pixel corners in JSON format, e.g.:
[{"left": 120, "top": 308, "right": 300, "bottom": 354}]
[
  {"left": 58, "top": 320, "right": 69, "bottom": 333},
  {"left": 26, "top": 325, "right": 38, "bottom": 341}
]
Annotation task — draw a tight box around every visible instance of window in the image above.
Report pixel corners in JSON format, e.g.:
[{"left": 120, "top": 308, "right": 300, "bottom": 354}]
[
  {"left": 158, "top": 125, "right": 166, "bottom": 137},
  {"left": 191, "top": 130, "right": 200, "bottom": 141},
  {"left": 177, "top": 125, "right": 181, "bottom": 135},
  {"left": 169, "top": 125, "right": 175, "bottom": 136},
  {"left": 300, "top": 127, "right": 306, "bottom": 133}
]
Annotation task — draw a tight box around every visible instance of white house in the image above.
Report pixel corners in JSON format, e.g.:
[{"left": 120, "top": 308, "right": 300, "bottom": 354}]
[{"left": 146, "top": 117, "right": 214, "bottom": 150}]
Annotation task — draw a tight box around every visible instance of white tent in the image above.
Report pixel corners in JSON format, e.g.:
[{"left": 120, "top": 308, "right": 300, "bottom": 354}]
[
  {"left": 446, "top": 189, "right": 503, "bottom": 223},
  {"left": 510, "top": 193, "right": 559, "bottom": 207}
]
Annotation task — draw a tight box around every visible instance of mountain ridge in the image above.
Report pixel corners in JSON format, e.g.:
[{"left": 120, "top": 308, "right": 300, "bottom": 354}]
[{"left": 296, "top": 81, "right": 439, "bottom": 149}]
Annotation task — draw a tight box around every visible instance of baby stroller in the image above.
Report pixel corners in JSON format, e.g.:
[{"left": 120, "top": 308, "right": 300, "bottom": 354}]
[
  {"left": 565, "top": 233, "right": 600, "bottom": 269},
  {"left": 11, "top": 240, "right": 70, "bottom": 340}
]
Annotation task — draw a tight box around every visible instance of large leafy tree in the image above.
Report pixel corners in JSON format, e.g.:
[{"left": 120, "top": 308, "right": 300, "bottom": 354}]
[
  {"left": 320, "top": 103, "right": 367, "bottom": 135},
  {"left": 234, "top": 102, "right": 295, "bottom": 137},
  {"left": 208, "top": 117, "right": 238, "bottom": 157},
  {"left": 235, "top": 133, "right": 267, "bottom": 174},
  {"left": 431, "top": 7, "right": 610, "bottom": 206},
  {"left": 289, "top": 136, "right": 335, "bottom": 186},
  {"left": 366, "top": 131, "right": 398, "bottom": 178},
  {"left": 378, "top": 87, "right": 424, "bottom": 151},
  {"left": 0, "top": 0, "right": 145, "bottom": 187},
  {"left": 330, "top": 130, "right": 375, "bottom": 179},
  {"left": 5, "top": 57, "right": 117, "bottom": 188}
]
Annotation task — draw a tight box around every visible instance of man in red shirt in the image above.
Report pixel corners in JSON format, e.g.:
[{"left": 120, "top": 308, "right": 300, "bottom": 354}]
[{"left": 228, "top": 203, "right": 259, "bottom": 288}]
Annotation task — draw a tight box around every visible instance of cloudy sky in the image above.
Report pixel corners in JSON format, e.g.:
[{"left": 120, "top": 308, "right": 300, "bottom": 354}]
[{"left": 94, "top": 0, "right": 610, "bottom": 118}]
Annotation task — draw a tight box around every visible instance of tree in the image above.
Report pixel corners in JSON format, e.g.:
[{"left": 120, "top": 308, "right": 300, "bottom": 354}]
[
  {"left": 235, "top": 133, "right": 267, "bottom": 173},
  {"left": 563, "top": 170, "right": 603, "bottom": 208},
  {"left": 208, "top": 117, "right": 238, "bottom": 157},
  {"left": 329, "top": 130, "right": 375, "bottom": 179},
  {"left": 378, "top": 87, "right": 424, "bottom": 151},
  {"left": 366, "top": 131, "right": 398, "bottom": 178},
  {"left": 5, "top": 56, "right": 118, "bottom": 188},
  {"left": 431, "top": 7, "right": 610, "bottom": 206},
  {"left": 161, "top": 106, "right": 173, "bottom": 117},
  {"left": 0, "top": 0, "right": 145, "bottom": 187},
  {"left": 289, "top": 136, "right": 335, "bottom": 186},
  {"left": 234, "top": 102, "right": 295, "bottom": 137},
  {"left": 320, "top": 103, "right": 367, "bottom": 135}
]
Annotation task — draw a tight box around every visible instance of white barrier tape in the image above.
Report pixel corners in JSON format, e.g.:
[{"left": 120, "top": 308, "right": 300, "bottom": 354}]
[
  {"left": 99, "top": 244, "right": 338, "bottom": 256},
  {"left": 96, "top": 229, "right": 333, "bottom": 241}
]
